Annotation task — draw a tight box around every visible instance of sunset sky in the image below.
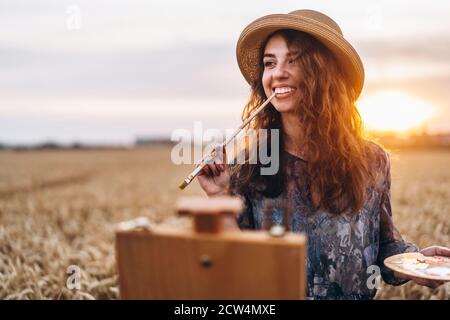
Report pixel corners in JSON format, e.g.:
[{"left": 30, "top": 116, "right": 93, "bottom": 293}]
[{"left": 1, "top": 0, "right": 449, "bottom": 145}]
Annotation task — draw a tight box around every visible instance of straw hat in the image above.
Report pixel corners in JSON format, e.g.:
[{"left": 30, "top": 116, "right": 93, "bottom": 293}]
[{"left": 236, "top": 9, "right": 365, "bottom": 98}]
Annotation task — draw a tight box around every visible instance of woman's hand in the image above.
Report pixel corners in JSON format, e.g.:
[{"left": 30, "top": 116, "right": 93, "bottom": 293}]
[
  {"left": 197, "top": 144, "right": 231, "bottom": 197},
  {"left": 394, "top": 246, "right": 450, "bottom": 288}
]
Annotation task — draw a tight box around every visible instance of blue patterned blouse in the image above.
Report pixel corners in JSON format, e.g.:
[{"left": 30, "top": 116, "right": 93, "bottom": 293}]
[{"left": 230, "top": 142, "right": 419, "bottom": 299}]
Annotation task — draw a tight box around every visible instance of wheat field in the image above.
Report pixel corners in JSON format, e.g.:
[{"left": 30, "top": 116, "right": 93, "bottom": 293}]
[{"left": 0, "top": 146, "right": 449, "bottom": 300}]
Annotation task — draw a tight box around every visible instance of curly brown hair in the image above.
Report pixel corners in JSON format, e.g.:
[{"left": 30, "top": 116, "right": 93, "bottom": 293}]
[{"left": 231, "top": 29, "right": 380, "bottom": 215}]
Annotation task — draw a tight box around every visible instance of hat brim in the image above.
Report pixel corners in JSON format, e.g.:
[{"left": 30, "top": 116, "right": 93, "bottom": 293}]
[{"left": 236, "top": 14, "right": 365, "bottom": 98}]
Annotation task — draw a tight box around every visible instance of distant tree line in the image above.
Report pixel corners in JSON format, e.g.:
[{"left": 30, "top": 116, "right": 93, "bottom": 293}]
[
  {"left": 0, "top": 141, "right": 128, "bottom": 151},
  {"left": 0, "top": 133, "right": 449, "bottom": 151},
  {"left": 374, "top": 133, "right": 450, "bottom": 149}
]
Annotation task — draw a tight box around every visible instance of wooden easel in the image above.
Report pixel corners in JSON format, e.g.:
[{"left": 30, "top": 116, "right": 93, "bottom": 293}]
[{"left": 115, "top": 196, "right": 307, "bottom": 299}]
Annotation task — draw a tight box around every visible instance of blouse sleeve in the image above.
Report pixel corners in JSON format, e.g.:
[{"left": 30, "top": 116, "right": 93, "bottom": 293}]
[
  {"left": 376, "top": 150, "right": 420, "bottom": 285},
  {"left": 228, "top": 167, "right": 255, "bottom": 230}
]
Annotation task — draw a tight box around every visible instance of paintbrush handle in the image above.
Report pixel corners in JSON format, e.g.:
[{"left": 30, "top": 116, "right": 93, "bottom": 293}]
[
  {"left": 222, "top": 91, "right": 277, "bottom": 147},
  {"left": 179, "top": 92, "right": 277, "bottom": 190}
]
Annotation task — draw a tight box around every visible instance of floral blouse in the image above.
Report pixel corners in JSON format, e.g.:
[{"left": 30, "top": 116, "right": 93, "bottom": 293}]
[{"left": 230, "top": 142, "right": 419, "bottom": 300}]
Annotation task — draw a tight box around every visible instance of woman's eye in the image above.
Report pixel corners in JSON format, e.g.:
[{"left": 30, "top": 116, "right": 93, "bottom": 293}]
[{"left": 264, "top": 61, "right": 275, "bottom": 68}]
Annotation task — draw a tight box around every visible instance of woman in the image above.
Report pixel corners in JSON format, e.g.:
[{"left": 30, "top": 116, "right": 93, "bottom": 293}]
[{"left": 197, "top": 9, "right": 449, "bottom": 299}]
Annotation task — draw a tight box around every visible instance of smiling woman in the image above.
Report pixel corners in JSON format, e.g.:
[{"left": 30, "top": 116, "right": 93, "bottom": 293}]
[
  {"left": 358, "top": 90, "right": 435, "bottom": 134},
  {"left": 195, "top": 9, "right": 450, "bottom": 300}
]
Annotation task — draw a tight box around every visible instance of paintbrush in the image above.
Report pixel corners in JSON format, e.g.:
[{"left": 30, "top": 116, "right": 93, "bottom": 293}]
[{"left": 179, "top": 91, "right": 277, "bottom": 190}]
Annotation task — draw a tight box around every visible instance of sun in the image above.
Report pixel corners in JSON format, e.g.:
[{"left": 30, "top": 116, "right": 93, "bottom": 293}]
[{"left": 357, "top": 91, "right": 434, "bottom": 134}]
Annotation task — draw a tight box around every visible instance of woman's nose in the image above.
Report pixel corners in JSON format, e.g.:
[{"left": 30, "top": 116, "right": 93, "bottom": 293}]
[{"left": 273, "top": 63, "right": 289, "bottom": 79}]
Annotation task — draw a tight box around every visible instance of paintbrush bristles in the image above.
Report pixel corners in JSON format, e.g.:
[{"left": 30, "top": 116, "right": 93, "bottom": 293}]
[{"left": 178, "top": 180, "right": 188, "bottom": 190}]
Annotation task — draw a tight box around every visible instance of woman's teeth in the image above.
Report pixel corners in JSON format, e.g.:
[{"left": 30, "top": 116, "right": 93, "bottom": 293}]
[{"left": 274, "top": 87, "right": 294, "bottom": 94}]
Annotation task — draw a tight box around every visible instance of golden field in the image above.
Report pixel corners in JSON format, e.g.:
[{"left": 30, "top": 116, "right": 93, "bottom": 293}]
[{"left": 0, "top": 146, "right": 449, "bottom": 300}]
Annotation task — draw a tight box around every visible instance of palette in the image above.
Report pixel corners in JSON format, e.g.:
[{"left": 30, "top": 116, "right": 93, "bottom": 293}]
[{"left": 384, "top": 252, "right": 450, "bottom": 281}]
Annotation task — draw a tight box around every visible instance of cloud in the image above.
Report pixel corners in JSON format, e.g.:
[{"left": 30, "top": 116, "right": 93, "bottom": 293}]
[
  {"left": 0, "top": 43, "right": 249, "bottom": 99},
  {"left": 358, "top": 36, "right": 450, "bottom": 64},
  {"left": 1, "top": 0, "right": 449, "bottom": 143}
]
